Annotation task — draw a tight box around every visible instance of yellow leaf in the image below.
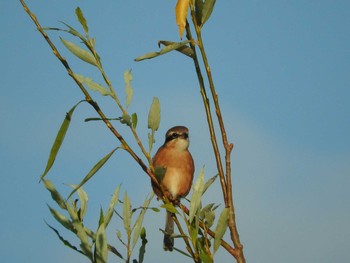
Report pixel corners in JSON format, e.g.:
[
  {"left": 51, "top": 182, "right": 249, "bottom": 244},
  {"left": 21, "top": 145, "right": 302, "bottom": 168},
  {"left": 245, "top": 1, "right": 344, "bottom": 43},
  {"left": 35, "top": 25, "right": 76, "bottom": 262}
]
[{"left": 175, "top": 0, "right": 190, "bottom": 38}]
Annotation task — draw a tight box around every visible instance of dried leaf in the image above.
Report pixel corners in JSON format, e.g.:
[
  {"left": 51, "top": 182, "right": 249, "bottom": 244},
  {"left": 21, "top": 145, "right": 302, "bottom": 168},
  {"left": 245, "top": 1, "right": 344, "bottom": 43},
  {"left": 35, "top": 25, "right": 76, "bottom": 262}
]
[{"left": 175, "top": 0, "right": 190, "bottom": 38}]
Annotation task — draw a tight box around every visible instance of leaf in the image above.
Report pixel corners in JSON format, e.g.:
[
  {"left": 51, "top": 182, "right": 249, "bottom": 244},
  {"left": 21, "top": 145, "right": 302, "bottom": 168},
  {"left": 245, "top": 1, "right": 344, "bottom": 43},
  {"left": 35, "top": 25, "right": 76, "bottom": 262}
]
[
  {"left": 138, "top": 227, "right": 148, "bottom": 263},
  {"left": 95, "top": 209, "right": 108, "bottom": 263},
  {"left": 124, "top": 69, "right": 133, "bottom": 109},
  {"left": 75, "top": 7, "right": 89, "bottom": 35},
  {"left": 60, "top": 37, "right": 97, "bottom": 66},
  {"left": 67, "top": 147, "right": 119, "bottom": 199},
  {"left": 175, "top": 0, "right": 190, "bottom": 38},
  {"left": 40, "top": 101, "right": 83, "bottom": 180},
  {"left": 123, "top": 192, "right": 132, "bottom": 235},
  {"left": 189, "top": 167, "right": 205, "bottom": 223},
  {"left": 213, "top": 207, "right": 229, "bottom": 254},
  {"left": 45, "top": 221, "right": 85, "bottom": 256},
  {"left": 68, "top": 184, "right": 88, "bottom": 220},
  {"left": 203, "top": 174, "right": 218, "bottom": 195},
  {"left": 158, "top": 40, "right": 194, "bottom": 58},
  {"left": 147, "top": 97, "right": 161, "bottom": 132},
  {"left": 161, "top": 203, "right": 178, "bottom": 214},
  {"left": 131, "top": 113, "right": 138, "bottom": 129},
  {"left": 66, "top": 202, "right": 93, "bottom": 259},
  {"left": 132, "top": 193, "right": 154, "bottom": 250},
  {"left": 74, "top": 74, "right": 110, "bottom": 96},
  {"left": 42, "top": 179, "right": 67, "bottom": 210},
  {"left": 134, "top": 40, "right": 191, "bottom": 61},
  {"left": 47, "top": 205, "right": 73, "bottom": 231},
  {"left": 104, "top": 185, "right": 121, "bottom": 227},
  {"left": 194, "top": 0, "right": 204, "bottom": 25},
  {"left": 201, "top": 0, "right": 216, "bottom": 26}
]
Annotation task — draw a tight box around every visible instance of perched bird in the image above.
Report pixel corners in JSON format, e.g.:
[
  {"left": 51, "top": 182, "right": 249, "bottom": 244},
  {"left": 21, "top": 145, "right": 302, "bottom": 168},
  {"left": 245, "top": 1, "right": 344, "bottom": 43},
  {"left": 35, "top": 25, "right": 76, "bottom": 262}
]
[{"left": 152, "top": 126, "right": 195, "bottom": 251}]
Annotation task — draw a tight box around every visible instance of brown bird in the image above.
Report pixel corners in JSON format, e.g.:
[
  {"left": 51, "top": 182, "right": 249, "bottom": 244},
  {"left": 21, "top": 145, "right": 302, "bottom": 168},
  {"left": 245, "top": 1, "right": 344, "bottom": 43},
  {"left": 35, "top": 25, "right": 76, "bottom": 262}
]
[{"left": 152, "top": 126, "right": 195, "bottom": 251}]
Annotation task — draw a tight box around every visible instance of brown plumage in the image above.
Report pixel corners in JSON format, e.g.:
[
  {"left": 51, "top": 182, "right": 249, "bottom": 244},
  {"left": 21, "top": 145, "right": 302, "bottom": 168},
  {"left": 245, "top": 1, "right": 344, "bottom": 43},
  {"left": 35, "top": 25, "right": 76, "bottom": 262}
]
[{"left": 151, "top": 126, "right": 194, "bottom": 251}]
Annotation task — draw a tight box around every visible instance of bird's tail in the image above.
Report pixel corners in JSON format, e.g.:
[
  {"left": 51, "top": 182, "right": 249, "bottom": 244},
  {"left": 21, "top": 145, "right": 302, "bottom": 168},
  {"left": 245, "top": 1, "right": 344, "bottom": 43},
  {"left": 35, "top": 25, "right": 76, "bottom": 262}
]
[{"left": 163, "top": 211, "right": 174, "bottom": 251}]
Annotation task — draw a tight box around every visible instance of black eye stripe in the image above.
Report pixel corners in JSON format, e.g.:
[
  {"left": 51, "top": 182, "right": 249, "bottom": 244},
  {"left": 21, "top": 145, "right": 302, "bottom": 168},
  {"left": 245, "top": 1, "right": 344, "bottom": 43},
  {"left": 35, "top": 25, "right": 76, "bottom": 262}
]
[{"left": 165, "top": 132, "right": 188, "bottom": 142}]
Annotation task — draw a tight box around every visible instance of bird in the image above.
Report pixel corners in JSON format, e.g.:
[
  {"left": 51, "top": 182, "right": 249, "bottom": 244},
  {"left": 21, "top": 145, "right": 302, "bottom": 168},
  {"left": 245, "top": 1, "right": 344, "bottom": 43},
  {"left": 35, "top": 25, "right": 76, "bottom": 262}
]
[{"left": 151, "top": 126, "right": 195, "bottom": 251}]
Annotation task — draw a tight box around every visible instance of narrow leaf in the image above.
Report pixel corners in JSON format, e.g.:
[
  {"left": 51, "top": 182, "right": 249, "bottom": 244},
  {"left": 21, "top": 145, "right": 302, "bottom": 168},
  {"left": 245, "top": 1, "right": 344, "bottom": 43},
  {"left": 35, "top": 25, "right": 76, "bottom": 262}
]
[
  {"left": 138, "top": 227, "right": 148, "bottom": 263},
  {"left": 66, "top": 202, "right": 93, "bottom": 259},
  {"left": 189, "top": 167, "right": 205, "bottom": 223},
  {"left": 60, "top": 37, "right": 97, "bottom": 66},
  {"left": 47, "top": 205, "right": 73, "bottom": 231},
  {"left": 40, "top": 101, "right": 83, "bottom": 180},
  {"left": 123, "top": 192, "right": 131, "bottom": 235},
  {"left": 131, "top": 113, "right": 138, "bottom": 129},
  {"left": 201, "top": 0, "right": 216, "bottom": 26},
  {"left": 67, "top": 147, "right": 119, "bottom": 199},
  {"left": 213, "top": 207, "right": 229, "bottom": 254},
  {"left": 195, "top": 0, "right": 204, "bottom": 25},
  {"left": 132, "top": 193, "right": 154, "bottom": 249},
  {"left": 45, "top": 221, "right": 85, "bottom": 255},
  {"left": 158, "top": 40, "right": 193, "bottom": 58},
  {"left": 134, "top": 41, "right": 190, "bottom": 61},
  {"left": 95, "top": 210, "right": 108, "bottom": 263},
  {"left": 105, "top": 185, "right": 121, "bottom": 227},
  {"left": 203, "top": 174, "right": 218, "bottom": 195},
  {"left": 42, "top": 179, "right": 66, "bottom": 210},
  {"left": 147, "top": 97, "right": 161, "bottom": 132},
  {"left": 161, "top": 203, "right": 178, "bottom": 214},
  {"left": 175, "top": 0, "right": 190, "bottom": 38},
  {"left": 68, "top": 184, "right": 88, "bottom": 220},
  {"left": 74, "top": 73, "right": 110, "bottom": 96},
  {"left": 75, "top": 7, "right": 89, "bottom": 35},
  {"left": 124, "top": 70, "right": 133, "bottom": 109}
]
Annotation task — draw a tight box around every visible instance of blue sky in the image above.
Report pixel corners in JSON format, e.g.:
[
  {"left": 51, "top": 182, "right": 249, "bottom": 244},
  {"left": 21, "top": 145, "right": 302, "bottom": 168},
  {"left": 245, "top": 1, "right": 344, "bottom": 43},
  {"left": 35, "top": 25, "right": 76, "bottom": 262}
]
[{"left": 1, "top": 1, "right": 349, "bottom": 262}]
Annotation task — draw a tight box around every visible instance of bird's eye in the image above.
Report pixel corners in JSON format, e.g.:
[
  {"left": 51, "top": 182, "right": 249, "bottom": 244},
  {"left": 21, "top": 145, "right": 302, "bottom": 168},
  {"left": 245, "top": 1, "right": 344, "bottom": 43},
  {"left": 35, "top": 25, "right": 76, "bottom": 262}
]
[{"left": 171, "top": 133, "right": 179, "bottom": 139}]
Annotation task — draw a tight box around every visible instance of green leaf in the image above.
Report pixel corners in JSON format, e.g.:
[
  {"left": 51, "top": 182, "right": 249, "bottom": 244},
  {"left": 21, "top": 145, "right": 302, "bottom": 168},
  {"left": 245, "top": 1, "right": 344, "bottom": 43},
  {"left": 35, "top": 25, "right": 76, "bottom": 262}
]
[
  {"left": 195, "top": 0, "right": 204, "bottom": 25},
  {"left": 147, "top": 97, "right": 161, "bottom": 132},
  {"left": 158, "top": 40, "right": 194, "bottom": 58},
  {"left": 131, "top": 113, "right": 138, "bottom": 129},
  {"left": 68, "top": 184, "right": 88, "bottom": 220},
  {"left": 161, "top": 203, "right": 178, "bottom": 214},
  {"left": 67, "top": 147, "right": 119, "bottom": 199},
  {"left": 132, "top": 193, "right": 154, "bottom": 250},
  {"left": 138, "top": 227, "right": 148, "bottom": 263},
  {"left": 124, "top": 69, "right": 133, "bottom": 109},
  {"left": 189, "top": 167, "right": 205, "bottom": 223},
  {"left": 60, "top": 37, "right": 97, "bottom": 66},
  {"left": 135, "top": 40, "right": 191, "bottom": 61},
  {"left": 199, "top": 252, "right": 213, "bottom": 263},
  {"left": 120, "top": 114, "right": 132, "bottom": 127},
  {"left": 47, "top": 205, "right": 73, "bottom": 231},
  {"left": 42, "top": 179, "right": 67, "bottom": 210},
  {"left": 95, "top": 209, "right": 108, "bottom": 263},
  {"left": 123, "top": 192, "right": 131, "bottom": 235},
  {"left": 104, "top": 185, "right": 121, "bottom": 227},
  {"left": 45, "top": 221, "right": 85, "bottom": 256},
  {"left": 213, "top": 207, "right": 229, "bottom": 254},
  {"left": 75, "top": 7, "right": 89, "bottom": 35},
  {"left": 203, "top": 174, "right": 218, "bottom": 195},
  {"left": 201, "top": 0, "right": 216, "bottom": 26},
  {"left": 40, "top": 101, "right": 83, "bottom": 180},
  {"left": 74, "top": 73, "right": 110, "bottom": 96},
  {"left": 66, "top": 202, "right": 93, "bottom": 260}
]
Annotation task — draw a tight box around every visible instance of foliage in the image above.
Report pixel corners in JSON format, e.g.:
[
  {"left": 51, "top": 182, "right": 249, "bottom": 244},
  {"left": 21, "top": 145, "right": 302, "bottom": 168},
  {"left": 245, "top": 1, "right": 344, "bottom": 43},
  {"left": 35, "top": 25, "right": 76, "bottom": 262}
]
[{"left": 20, "top": 0, "right": 246, "bottom": 262}]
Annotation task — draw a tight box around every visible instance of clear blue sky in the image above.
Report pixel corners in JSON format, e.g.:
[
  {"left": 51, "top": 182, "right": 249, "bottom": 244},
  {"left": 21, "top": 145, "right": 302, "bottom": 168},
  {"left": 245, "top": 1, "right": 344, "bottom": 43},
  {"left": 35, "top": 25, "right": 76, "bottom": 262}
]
[{"left": 1, "top": 1, "right": 349, "bottom": 262}]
